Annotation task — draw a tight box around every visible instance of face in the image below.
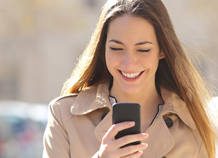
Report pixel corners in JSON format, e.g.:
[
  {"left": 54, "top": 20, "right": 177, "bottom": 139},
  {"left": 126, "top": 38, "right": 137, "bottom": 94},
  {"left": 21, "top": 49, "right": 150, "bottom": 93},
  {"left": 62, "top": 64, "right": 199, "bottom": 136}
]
[{"left": 105, "top": 14, "right": 164, "bottom": 95}]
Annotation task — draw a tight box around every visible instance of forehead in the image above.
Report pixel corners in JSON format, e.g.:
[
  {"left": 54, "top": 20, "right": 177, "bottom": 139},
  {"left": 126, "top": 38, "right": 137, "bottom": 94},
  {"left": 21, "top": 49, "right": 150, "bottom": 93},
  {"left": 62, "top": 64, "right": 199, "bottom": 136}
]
[{"left": 107, "top": 14, "right": 157, "bottom": 43}]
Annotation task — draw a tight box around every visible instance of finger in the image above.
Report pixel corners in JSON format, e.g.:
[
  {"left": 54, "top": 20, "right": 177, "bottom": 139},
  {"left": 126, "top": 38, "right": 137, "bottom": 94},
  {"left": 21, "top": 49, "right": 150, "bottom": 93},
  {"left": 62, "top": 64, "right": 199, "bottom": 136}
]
[
  {"left": 114, "top": 143, "right": 147, "bottom": 158},
  {"left": 99, "top": 133, "right": 147, "bottom": 156},
  {"left": 121, "top": 150, "right": 143, "bottom": 158},
  {"left": 115, "top": 133, "right": 148, "bottom": 149},
  {"left": 102, "top": 121, "right": 135, "bottom": 142}
]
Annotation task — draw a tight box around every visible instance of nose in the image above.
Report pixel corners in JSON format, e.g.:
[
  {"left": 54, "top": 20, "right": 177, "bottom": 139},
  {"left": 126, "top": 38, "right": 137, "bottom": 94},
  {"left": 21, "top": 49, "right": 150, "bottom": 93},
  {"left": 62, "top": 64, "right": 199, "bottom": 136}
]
[{"left": 122, "top": 51, "right": 137, "bottom": 69}]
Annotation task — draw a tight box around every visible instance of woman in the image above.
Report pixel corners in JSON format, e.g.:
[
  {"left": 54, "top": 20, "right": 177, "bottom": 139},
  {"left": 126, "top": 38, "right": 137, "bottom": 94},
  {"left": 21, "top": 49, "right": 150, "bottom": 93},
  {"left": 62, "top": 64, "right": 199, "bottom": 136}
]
[{"left": 43, "top": 0, "right": 217, "bottom": 157}]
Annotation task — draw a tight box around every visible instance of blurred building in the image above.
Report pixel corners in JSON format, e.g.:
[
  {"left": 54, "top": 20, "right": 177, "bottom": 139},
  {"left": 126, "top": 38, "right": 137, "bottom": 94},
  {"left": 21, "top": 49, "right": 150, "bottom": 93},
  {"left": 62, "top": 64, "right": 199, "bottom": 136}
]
[{"left": 0, "top": 0, "right": 218, "bottom": 104}]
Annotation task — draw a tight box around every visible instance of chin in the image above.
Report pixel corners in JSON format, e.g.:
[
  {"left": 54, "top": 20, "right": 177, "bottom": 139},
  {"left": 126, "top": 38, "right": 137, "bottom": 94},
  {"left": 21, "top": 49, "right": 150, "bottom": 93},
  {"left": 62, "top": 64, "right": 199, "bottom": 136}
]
[{"left": 119, "top": 84, "right": 142, "bottom": 95}]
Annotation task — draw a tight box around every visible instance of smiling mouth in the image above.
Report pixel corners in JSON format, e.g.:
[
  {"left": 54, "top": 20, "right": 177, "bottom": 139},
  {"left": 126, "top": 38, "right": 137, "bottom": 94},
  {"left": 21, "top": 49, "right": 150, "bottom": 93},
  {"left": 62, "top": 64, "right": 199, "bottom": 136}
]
[{"left": 119, "top": 70, "right": 144, "bottom": 79}]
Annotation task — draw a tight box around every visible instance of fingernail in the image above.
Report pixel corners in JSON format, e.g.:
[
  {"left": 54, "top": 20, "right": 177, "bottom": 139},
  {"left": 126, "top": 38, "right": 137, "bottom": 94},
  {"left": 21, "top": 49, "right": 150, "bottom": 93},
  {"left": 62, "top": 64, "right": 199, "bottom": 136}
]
[
  {"left": 128, "top": 121, "right": 135, "bottom": 126},
  {"left": 142, "top": 143, "right": 148, "bottom": 149},
  {"left": 141, "top": 133, "right": 149, "bottom": 138}
]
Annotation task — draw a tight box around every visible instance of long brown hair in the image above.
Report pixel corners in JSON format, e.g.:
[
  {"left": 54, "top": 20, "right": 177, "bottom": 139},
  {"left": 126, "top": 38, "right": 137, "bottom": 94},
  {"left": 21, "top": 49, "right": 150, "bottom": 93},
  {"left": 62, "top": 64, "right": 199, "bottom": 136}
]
[{"left": 61, "top": 0, "right": 216, "bottom": 157}]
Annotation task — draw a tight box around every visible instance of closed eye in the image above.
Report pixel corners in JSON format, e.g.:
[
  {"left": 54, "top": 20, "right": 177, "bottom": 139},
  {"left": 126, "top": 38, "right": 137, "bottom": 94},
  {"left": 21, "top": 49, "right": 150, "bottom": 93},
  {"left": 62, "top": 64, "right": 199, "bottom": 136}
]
[
  {"left": 137, "top": 49, "right": 150, "bottom": 53},
  {"left": 109, "top": 47, "right": 124, "bottom": 51}
]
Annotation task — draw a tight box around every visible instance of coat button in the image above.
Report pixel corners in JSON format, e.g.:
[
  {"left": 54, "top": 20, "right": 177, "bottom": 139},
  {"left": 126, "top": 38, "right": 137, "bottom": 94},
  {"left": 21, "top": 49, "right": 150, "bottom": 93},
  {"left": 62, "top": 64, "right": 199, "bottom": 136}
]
[{"left": 164, "top": 117, "right": 173, "bottom": 128}]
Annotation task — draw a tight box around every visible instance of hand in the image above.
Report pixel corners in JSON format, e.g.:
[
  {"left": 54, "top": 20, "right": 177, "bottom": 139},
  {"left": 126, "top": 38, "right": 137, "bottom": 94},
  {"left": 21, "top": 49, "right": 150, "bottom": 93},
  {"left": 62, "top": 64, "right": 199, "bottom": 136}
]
[{"left": 98, "top": 121, "right": 148, "bottom": 158}]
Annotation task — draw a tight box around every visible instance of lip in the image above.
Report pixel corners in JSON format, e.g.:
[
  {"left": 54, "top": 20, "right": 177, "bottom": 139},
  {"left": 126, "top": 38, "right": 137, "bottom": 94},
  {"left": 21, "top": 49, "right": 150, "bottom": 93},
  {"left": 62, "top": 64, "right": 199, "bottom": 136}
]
[{"left": 118, "top": 70, "right": 144, "bottom": 82}]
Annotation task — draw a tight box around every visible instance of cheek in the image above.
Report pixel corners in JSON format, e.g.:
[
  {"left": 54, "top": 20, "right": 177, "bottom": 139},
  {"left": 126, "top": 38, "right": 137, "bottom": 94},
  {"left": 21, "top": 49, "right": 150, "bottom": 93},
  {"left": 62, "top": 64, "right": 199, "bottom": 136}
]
[
  {"left": 105, "top": 51, "right": 111, "bottom": 68},
  {"left": 139, "top": 54, "right": 159, "bottom": 69},
  {"left": 105, "top": 50, "right": 120, "bottom": 68},
  {"left": 150, "top": 56, "right": 160, "bottom": 71},
  {"left": 105, "top": 51, "right": 115, "bottom": 72}
]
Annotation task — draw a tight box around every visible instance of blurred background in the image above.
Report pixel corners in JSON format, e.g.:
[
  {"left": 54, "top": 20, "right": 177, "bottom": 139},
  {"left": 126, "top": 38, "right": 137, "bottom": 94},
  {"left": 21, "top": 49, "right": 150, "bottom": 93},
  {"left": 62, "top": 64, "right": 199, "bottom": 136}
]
[{"left": 0, "top": 0, "right": 217, "bottom": 157}]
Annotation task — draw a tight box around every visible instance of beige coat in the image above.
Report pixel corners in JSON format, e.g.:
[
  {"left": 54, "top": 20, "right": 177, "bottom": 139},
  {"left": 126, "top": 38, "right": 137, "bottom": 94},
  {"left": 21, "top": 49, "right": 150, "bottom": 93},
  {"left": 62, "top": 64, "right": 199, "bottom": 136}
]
[{"left": 43, "top": 83, "right": 208, "bottom": 158}]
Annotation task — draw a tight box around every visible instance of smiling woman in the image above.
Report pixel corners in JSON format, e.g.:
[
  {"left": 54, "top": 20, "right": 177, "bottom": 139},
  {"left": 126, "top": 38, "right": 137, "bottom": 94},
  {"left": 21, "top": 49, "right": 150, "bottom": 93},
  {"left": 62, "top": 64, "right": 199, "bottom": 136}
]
[{"left": 43, "top": 0, "right": 217, "bottom": 158}]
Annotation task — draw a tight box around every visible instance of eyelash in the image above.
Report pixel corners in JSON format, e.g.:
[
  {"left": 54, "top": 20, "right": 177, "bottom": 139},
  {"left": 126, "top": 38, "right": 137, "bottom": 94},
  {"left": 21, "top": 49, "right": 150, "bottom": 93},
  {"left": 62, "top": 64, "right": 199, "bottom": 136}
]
[
  {"left": 137, "top": 49, "right": 150, "bottom": 53},
  {"left": 109, "top": 47, "right": 150, "bottom": 53},
  {"left": 109, "top": 47, "right": 123, "bottom": 51}
]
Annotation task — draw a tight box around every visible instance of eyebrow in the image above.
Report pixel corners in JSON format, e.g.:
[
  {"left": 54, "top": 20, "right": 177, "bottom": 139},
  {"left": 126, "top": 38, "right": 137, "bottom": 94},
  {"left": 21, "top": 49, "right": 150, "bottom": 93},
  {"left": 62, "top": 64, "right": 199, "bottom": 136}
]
[
  {"left": 108, "top": 39, "right": 124, "bottom": 45},
  {"left": 135, "top": 41, "right": 153, "bottom": 45},
  {"left": 108, "top": 39, "right": 153, "bottom": 45}
]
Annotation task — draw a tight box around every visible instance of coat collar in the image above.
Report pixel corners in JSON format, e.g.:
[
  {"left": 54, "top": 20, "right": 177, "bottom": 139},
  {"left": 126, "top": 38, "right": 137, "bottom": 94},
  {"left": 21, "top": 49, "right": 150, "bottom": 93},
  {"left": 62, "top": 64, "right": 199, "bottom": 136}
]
[
  {"left": 70, "top": 83, "right": 196, "bottom": 130},
  {"left": 160, "top": 87, "right": 196, "bottom": 130},
  {"left": 70, "top": 82, "right": 112, "bottom": 115}
]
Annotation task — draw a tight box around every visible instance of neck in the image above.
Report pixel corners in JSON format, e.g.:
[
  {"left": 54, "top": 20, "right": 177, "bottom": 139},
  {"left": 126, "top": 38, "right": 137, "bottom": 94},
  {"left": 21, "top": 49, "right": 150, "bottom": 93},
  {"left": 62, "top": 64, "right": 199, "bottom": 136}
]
[
  {"left": 110, "top": 83, "right": 164, "bottom": 129},
  {"left": 110, "top": 83, "right": 163, "bottom": 108}
]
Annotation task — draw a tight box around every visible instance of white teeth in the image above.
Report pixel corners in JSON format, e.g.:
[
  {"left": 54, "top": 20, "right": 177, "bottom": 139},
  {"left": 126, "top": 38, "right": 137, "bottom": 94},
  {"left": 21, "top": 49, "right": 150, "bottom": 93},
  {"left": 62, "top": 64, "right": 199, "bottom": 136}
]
[{"left": 121, "top": 71, "right": 141, "bottom": 78}]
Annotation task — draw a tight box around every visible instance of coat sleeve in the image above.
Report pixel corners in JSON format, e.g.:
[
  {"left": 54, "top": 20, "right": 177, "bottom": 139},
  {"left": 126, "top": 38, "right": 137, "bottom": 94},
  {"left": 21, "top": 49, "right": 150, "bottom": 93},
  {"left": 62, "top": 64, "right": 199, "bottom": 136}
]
[{"left": 43, "top": 100, "right": 70, "bottom": 158}]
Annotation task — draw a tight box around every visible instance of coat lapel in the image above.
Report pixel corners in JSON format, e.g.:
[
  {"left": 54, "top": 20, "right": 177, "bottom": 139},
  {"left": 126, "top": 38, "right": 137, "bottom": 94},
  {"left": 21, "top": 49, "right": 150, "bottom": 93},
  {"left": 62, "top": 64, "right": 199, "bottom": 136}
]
[
  {"left": 160, "top": 88, "right": 196, "bottom": 130},
  {"left": 94, "top": 110, "right": 112, "bottom": 142},
  {"left": 142, "top": 115, "right": 174, "bottom": 157},
  {"left": 70, "top": 83, "right": 113, "bottom": 142}
]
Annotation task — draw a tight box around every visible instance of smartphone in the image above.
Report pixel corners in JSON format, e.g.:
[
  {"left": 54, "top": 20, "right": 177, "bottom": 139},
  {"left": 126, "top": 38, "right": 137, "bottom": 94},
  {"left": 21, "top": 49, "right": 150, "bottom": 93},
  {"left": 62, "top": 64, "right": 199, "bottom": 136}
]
[{"left": 112, "top": 103, "right": 141, "bottom": 147}]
